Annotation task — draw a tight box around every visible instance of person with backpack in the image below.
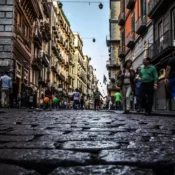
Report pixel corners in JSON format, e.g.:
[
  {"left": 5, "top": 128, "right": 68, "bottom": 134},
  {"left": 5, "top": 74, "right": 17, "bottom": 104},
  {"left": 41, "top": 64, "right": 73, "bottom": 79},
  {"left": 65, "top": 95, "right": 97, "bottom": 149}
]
[
  {"left": 0, "top": 72, "right": 12, "bottom": 108},
  {"left": 73, "top": 88, "right": 80, "bottom": 110},
  {"left": 114, "top": 90, "right": 121, "bottom": 110},
  {"left": 93, "top": 88, "right": 103, "bottom": 111},
  {"left": 80, "top": 94, "right": 85, "bottom": 110},
  {"left": 165, "top": 50, "right": 175, "bottom": 102},
  {"left": 135, "top": 67, "right": 142, "bottom": 112}
]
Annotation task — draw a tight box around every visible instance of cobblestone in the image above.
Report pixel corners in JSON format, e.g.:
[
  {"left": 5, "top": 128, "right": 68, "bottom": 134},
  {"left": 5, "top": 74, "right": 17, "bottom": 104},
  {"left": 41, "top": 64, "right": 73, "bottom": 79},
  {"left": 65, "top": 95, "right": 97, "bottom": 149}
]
[{"left": 0, "top": 110, "right": 175, "bottom": 174}]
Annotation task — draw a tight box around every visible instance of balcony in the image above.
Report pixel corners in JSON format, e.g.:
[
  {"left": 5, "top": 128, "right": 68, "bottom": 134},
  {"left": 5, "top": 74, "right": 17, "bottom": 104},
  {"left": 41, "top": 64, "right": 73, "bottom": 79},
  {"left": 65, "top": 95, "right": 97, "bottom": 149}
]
[
  {"left": 42, "top": 53, "right": 49, "bottom": 67},
  {"left": 40, "top": 22, "right": 51, "bottom": 42},
  {"left": 106, "top": 60, "right": 120, "bottom": 70},
  {"left": 118, "top": 46, "right": 126, "bottom": 59},
  {"left": 106, "top": 36, "right": 120, "bottom": 47},
  {"left": 33, "top": 28, "right": 42, "bottom": 49},
  {"left": 32, "top": 57, "right": 42, "bottom": 71},
  {"left": 148, "top": 0, "right": 169, "bottom": 19},
  {"left": 148, "top": 30, "right": 175, "bottom": 63},
  {"left": 126, "top": 32, "right": 135, "bottom": 49},
  {"left": 136, "top": 16, "right": 147, "bottom": 35},
  {"left": 107, "top": 84, "right": 120, "bottom": 91},
  {"left": 39, "top": 77, "right": 47, "bottom": 86},
  {"left": 42, "top": 0, "right": 50, "bottom": 18},
  {"left": 118, "top": 12, "right": 125, "bottom": 26},
  {"left": 126, "top": 0, "right": 136, "bottom": 10}
]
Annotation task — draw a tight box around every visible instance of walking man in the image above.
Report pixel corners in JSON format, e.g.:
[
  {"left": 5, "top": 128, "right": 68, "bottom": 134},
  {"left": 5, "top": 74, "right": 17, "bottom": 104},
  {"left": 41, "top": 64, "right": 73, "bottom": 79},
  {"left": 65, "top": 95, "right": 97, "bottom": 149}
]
[
  {"left": 139, "top": 57, "right": 158, "bottom": 115},
  {"left": 0, "top": 72, "right": 12, "bottom": 108},
  {"left": 73, "top": 88, "right": 80, "bottom": 110},
  {"left": 104, "top": 94, "right": 110, "bottom": 110},
  {"left": 93, "top": 88, "right": 103, "bottom": 111},
  {"left": 114, "top": 90, "right": 121, "bottom": 110}
]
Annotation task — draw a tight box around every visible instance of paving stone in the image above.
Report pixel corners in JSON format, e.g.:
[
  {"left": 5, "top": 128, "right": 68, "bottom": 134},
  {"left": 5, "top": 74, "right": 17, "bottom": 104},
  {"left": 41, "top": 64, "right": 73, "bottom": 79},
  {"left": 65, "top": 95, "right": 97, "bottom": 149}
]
[
  {"left": 99, "top": 149, "right": 175, "bottom": 166},
  {"left": 61, "top": 141, "right": 120, "bottom": 152},
  {"left": 0, "top": 135, "right": 34, "bottom": 142},
  {"left": 49, "top": 165, "right": 155, "bottom": 175},
  {"left": 0, "top": 163, "right": 40, "bottom": 175},
  {"left": 0, "top": 141, "right": 55, "bottom": 149},
  {"left": 0, "top": 149, "right": 92, "bottom": 165}
]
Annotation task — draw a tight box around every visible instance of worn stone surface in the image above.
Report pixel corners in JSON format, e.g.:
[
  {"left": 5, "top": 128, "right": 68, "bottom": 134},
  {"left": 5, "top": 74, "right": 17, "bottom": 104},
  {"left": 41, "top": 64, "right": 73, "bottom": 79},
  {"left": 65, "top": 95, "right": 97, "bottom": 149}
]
[
  {"left": 0, "top": 163, "right": 40, "bottom": 175},
  {"left": 49, "top": 165, "right": 155, "bottom": 175},
  {"left": 0, "top": 110, "right": 175, "bottom": 174}
]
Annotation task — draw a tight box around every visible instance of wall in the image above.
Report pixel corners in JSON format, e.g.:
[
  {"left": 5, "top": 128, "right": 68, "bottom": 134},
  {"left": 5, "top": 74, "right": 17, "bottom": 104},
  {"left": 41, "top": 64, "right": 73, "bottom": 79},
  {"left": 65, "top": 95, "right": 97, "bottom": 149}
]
[
  {"left": 0, "top": 0, "right": 13, "bottom": 74},
  {"left": 125, "top": 24, "right": 153, "bottom": 69}
]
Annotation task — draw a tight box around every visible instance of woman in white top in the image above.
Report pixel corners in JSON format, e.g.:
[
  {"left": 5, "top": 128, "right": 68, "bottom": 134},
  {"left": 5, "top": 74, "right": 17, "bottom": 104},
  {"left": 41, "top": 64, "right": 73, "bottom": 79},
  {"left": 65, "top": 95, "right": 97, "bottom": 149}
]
[{"left": 117, "top": 60, "right": 135, "bottom": 114}]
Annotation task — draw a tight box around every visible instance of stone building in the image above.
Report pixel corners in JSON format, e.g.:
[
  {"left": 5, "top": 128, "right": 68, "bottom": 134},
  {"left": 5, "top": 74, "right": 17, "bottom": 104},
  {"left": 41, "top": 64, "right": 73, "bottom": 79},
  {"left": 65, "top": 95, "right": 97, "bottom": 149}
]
[
  {"left": 0, "top": 0, "right": 98, "bottom": 106},
  {"left": 73, "top": 33, "right": 87, "bottom": 95},
  {"left": 147, "top": 0, "right": 175, "bottom": 111},
  {"left": 0, "top": 0, "right": 50, "bottom": 105},
  {"left": 106, "top": 0, "right": 121, "bottom": 99}
]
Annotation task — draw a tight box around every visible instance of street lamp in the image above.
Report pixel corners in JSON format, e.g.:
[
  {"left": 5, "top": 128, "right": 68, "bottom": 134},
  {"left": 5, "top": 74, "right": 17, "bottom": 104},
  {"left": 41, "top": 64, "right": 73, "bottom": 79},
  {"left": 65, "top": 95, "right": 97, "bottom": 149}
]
[
  {"left": 59, "top": 1, "right": 104, "bottom": 9},
  {"left": 99, "top": 3, "right": 103, "bottom": 9},
  {"left": 58, "top": 2, "right": 63, "bottom": 8}
]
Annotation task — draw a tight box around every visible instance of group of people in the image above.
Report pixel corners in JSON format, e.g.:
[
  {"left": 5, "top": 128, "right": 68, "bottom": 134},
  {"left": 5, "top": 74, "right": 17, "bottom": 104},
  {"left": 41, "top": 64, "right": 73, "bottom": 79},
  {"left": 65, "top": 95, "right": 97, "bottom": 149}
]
[
  {"left": 115, "top": 51, "right": 175, "bottom": 115},
  {"left": 1, "top": 51, "right": 175, "bottom": 113},
  {"left": 116, "top": 57, "right": 158, "bottom": 115}
]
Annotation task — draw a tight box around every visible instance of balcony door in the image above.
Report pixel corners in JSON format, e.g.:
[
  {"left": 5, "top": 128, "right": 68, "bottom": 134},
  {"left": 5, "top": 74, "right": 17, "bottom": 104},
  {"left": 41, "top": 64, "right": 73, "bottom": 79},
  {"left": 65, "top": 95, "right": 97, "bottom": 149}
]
[
  {"left": 140, "top": 0, "right": 146, "bottom": 19},
  {"left": 158, "top": 21, "right": 163, "bottom": 53},
  {"left": 172, "top": 9, "right": 175, "bottom": 46}
]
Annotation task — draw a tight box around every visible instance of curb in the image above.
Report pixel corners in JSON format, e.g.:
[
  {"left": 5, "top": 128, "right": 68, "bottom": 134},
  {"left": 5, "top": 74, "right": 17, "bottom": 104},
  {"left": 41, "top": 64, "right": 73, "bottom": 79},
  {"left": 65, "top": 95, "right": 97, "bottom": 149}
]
[{"left": 101, "top": 110, "right": 175, "bottom": 117}]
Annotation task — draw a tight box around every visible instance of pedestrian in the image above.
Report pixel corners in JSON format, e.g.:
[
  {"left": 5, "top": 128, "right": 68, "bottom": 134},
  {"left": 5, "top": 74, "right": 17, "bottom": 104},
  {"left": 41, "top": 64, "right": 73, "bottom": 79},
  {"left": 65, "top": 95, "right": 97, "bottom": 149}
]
[
  {"left": 108, "top": 99, "right": 112, "bottom": 111},
  {"left": 104, "top": 94, "right": 110, "bottom": 110},
  {"left": 117, "top": 60, "right": 135, "bottom": 114},
  {"left": 44, "top": 87, "right": 52, "bottom": 110},
  {"left": 114, "top": 90, "right": 121, "bottom": 111},
  {"left": 130, "top": 92, "right": 134, "bottom": 111},
  {"left": 135, "top": 67, "right": 142, "bottom": 112},
  {"left": 139, "top": 57, "right": 158, "bottom": 115},
  {"left": 164, "top": 50, "right": 175, "bottom": 102},
  {"left": 72, "top": 88, "right": 80, "bottom": 110},
  {"left": 80, "top": 94, "right": 84, "bottom": 110},
  {"left": 93, "top": 88, "right": 103, "bottom": 111},
  {"left": 0, "top": 72, "right": 12, "bottom": 108}
]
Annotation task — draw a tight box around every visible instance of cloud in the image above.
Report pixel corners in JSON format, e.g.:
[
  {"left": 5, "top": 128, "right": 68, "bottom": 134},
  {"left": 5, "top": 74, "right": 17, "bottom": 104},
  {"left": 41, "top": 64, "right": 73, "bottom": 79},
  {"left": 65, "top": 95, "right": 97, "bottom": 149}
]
[{"left": 67, "top": 13, "right": 71, "bottom": 16}]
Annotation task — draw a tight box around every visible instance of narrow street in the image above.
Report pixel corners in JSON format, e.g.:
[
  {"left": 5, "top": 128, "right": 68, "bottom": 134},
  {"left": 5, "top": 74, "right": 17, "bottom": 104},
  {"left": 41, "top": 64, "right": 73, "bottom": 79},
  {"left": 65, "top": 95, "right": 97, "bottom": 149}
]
[{"left": 0, "top": 110, "right": 175, "bottom": 175}]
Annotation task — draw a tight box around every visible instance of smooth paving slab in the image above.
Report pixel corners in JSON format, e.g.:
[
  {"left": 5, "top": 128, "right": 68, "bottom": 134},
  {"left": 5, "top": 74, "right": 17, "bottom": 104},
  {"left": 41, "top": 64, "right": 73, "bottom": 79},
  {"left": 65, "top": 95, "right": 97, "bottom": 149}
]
[{"left": 0, "top": 110, "right": 175, "bottom": 174}]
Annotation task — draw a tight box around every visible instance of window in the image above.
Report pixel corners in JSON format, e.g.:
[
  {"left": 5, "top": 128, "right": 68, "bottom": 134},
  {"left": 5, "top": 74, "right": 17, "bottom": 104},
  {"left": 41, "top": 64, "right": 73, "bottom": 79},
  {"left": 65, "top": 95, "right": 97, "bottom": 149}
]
[
  {"left": 131, "top": 12, "right": 135, "bottom": 39},
  {"left": 158, "top": 21, "right": 163, "bottom": 51},
  {"left": 140, "top": 0, "right": 146, "bottom": 18},
  {"left": 172, "top": 9, "right": 175, "bottom": 45},
  {"left": 122, "top": 0, "right": 125, "bottom": 13}
]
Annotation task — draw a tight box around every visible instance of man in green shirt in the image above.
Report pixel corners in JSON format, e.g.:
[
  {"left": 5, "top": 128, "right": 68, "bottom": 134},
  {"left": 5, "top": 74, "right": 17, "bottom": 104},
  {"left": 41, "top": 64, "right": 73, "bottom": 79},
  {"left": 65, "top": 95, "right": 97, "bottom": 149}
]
[
  {"left": 139, "top": 57, "right": 158, "bottom": 115},
  {"left": 114, "top": 90, "right": 121, "bottom": 110}
]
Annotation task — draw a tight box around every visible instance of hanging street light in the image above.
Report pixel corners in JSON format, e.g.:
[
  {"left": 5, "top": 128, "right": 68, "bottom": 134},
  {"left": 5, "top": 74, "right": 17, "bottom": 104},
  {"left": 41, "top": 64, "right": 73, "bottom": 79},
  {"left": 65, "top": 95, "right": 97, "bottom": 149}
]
[
  {"left": 99, "top": 3, "right": 103, "bottom": 9},
  {"left": 59, "top": 1, "right": 104, "bottom": 9}
]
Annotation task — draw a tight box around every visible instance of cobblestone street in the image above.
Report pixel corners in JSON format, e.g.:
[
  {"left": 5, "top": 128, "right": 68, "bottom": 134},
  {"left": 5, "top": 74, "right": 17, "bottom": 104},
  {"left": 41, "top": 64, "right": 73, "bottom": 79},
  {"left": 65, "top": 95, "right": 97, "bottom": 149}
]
[{"left": 0, "top": 110, "right": 175, "bottom": 175}]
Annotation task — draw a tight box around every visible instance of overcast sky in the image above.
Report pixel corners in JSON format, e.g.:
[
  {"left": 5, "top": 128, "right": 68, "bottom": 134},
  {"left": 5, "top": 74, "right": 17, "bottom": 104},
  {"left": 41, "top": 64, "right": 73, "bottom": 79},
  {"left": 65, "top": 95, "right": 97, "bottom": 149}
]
[{"left": 60, "top": 0, "right": 109, "bottom": 96}]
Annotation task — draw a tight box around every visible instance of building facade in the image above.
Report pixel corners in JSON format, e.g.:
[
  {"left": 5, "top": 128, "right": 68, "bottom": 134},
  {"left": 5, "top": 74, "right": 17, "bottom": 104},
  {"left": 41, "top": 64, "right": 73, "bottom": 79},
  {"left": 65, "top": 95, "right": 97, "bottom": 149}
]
[
  {"left": 73, "top": 33, "right": 87, "bottom": 96},
  {"left": 119, "top": 0, "right": 153, "bottom": 69},
  {"left": 0, "top": 0, "right": 98, "bottom": 106},
  {"left": 117, "top": 0, "right": 175, "bottom": 112},
  {"left": 106, "top": 0, "right": 121, "bottom": 100},
  {"left": 148, "top": 0, "right": 175, "bottom": 111}
]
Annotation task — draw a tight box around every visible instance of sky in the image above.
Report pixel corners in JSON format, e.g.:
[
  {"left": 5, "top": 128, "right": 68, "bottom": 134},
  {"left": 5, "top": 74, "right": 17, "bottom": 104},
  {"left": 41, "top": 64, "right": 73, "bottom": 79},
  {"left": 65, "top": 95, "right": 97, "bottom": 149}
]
[{"left": 60, "top": 0, "right": 109, "bottom": 96}]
